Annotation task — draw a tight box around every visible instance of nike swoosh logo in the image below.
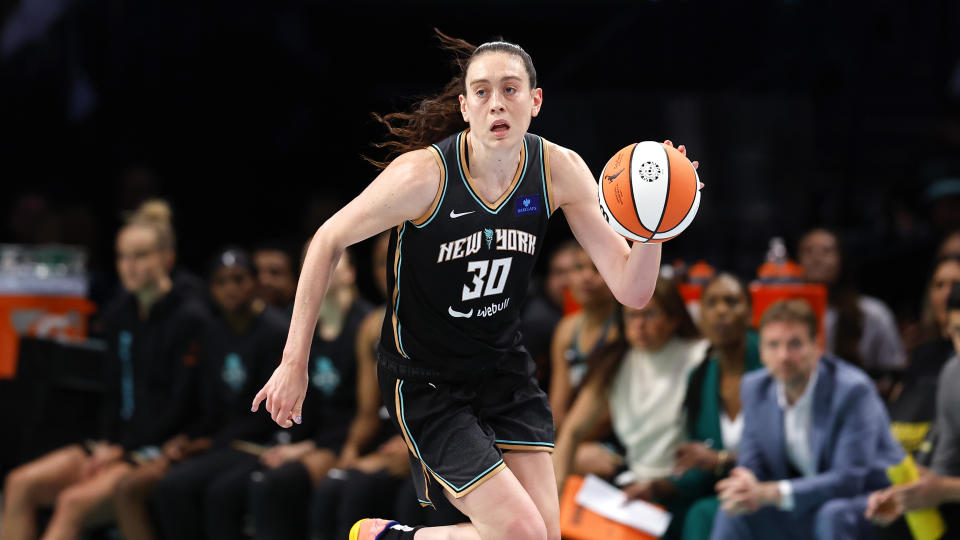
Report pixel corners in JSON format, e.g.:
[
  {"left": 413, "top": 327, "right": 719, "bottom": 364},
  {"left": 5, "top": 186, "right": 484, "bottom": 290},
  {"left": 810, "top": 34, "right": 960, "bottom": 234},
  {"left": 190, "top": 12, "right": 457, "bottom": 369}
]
[
  {"left": 447, "top": 306, "right": 474, "bottom": 318},
  {"left": 449, "top": 209, "right": 475, "bottom": 219},
  {"left": 604, "top": 169, "right": 624, "bottom": 182}
]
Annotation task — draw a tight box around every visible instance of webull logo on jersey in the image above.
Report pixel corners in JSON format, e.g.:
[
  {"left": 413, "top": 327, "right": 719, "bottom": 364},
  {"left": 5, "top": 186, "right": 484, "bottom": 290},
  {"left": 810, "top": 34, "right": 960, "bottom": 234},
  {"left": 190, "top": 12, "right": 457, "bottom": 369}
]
[
  {"left": 437, "top": 229, "right": 537, "bottom": 262},
  {"left": 450, "top": 297, "right": 511, "bottom": 319},
  {"left": 477, "top": 297, "right": 510, "bottom": 318}
]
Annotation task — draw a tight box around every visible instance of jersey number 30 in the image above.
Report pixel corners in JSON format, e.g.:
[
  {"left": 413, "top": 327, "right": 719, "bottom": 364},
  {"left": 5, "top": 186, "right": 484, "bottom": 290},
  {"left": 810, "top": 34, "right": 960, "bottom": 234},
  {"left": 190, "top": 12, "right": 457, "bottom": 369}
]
[{"left": 462, "top": 257, "right": 513, "bottom": 301}]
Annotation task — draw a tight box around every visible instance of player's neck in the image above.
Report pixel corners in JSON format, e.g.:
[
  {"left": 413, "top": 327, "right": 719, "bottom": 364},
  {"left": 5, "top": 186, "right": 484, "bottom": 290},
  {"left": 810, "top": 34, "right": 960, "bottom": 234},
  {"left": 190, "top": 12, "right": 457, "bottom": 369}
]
[{"left": 465, "top": 130, "right": 522, "bottom": 188}]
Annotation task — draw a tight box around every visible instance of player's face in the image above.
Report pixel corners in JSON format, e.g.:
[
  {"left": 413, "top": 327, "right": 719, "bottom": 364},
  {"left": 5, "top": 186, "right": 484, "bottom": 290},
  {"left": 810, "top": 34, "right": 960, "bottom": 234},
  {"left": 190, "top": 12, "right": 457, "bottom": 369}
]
[
  {"left": 210, "top": 265, "right": 256, "bottom": 314},
  {"left": 930, "top": 259, "right": 960, "bottom": 332},
  {"left": 115, "top": 225, "right": 167, "bottom": 293},
  {"left": 700, "top": 276, "right": 750, "bottom": 348},
  {"left": 460, "top": 52, "right": 542, "bottom": 147},
  {"left": 798, "top": 230, "right": 840, "bottom": 285},
  {"left": 623, "top": 302, "right": 677, "bottom": 352},
  {"left": 760, "top": 320, "right": 819, "bottom": 394},
  {"left": 253, "top": 250, "right": 295, "bottom": 308},
  {"left": 569, "top": 249, "right": 612, "bottom": 308}
]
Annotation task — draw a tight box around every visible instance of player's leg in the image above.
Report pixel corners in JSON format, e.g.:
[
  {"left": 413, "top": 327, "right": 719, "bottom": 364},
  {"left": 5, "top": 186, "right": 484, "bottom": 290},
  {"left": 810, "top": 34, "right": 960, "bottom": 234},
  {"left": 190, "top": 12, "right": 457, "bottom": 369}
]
[
  {"left": 1, "top": 444, "right": 88, "bottom": 540},
  {"left": 42, "top": 460, "right": 131, "bottom": 540},
  {"left": 352, "top": 371, "right": 548, "bottom": 540},
  {"left": 353, "top": 465, "right": 546, "bottom": 540},
  {"left": 484, "top": 365, "right": 560, "bottom": 540},
  {"left": 502, "top": 451, "right": 561, "bottom": 540}
]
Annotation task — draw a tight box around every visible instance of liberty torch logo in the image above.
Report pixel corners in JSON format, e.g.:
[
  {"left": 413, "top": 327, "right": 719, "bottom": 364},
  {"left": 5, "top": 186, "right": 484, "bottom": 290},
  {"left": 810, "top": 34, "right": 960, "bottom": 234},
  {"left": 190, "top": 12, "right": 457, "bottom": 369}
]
[{"left": 484, "top": 228, "right": 494, "bottom": 249}]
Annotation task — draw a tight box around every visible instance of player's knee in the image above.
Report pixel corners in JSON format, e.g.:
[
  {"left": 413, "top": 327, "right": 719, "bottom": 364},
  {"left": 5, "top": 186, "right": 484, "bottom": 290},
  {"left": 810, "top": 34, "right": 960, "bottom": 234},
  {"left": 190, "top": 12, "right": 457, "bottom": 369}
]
[{"left": 502, "top": 510, "right": 548, "bottom": 540}]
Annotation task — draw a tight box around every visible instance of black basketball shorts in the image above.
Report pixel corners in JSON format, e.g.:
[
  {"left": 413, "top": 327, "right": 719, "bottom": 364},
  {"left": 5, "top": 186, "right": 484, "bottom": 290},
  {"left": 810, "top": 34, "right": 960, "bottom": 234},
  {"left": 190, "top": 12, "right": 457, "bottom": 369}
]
[{"left": 377, "top": 358, "right": 555, "bottom": 507}]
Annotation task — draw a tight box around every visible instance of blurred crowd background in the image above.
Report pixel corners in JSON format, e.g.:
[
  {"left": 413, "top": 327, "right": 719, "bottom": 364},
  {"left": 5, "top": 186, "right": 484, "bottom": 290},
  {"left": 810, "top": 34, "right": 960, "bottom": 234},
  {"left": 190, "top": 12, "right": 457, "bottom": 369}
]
[{"left": 2, "top": 1, "right": 960, "bottom": 539}]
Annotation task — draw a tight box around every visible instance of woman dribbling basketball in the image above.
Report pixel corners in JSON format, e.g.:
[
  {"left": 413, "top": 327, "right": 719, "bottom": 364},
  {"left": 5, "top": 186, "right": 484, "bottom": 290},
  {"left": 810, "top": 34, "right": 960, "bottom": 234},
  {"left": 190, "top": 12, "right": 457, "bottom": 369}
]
[{"left": 252, "top": 31, "right": 700, "bottom": 540}]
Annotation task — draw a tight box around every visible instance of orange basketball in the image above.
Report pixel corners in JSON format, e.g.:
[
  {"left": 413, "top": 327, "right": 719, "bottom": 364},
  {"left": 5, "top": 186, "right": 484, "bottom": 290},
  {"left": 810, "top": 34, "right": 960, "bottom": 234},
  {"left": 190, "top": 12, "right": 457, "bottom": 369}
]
[{"left": 597, "top": 141, "right": 701, "bottom": 243}]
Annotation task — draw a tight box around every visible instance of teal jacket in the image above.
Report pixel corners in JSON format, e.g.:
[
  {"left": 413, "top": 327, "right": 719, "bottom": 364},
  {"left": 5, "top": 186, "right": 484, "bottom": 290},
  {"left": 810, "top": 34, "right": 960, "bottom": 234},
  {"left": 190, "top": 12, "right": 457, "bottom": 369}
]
[{"left": 670, "top": 330, "right": 762, "bottom": 502}]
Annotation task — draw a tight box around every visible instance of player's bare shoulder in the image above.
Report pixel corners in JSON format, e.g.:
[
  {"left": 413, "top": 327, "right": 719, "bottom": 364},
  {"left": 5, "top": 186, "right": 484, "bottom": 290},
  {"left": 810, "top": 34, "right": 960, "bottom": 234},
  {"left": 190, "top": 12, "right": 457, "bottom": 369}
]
[
  {"left": 543, "top": 141, "right": 596, "bottom": 209},
  {"left": 374, "top": 148, "right": 443, "bottom": 223}
]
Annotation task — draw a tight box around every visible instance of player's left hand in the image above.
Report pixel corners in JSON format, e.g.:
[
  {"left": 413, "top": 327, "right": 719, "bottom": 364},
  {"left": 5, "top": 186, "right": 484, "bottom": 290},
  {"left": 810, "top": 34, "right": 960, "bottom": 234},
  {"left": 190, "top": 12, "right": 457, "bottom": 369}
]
[{"left": 664, "top": 140, "right": 704, "bottom": 189}]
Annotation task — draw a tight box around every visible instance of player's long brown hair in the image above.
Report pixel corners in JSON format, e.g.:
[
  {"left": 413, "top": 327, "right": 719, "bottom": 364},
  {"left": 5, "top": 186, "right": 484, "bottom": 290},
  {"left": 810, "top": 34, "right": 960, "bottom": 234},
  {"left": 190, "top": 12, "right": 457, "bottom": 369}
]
[{"left": 365, "top": 29, "right": 537, "bottom": 170}]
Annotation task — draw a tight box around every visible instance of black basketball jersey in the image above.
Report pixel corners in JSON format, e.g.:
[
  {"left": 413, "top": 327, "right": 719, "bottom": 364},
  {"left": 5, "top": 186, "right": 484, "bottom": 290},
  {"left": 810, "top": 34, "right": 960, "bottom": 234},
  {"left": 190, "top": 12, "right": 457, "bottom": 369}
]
[{"left": 380, "top": 129, "right": 554, "bottom": 376}]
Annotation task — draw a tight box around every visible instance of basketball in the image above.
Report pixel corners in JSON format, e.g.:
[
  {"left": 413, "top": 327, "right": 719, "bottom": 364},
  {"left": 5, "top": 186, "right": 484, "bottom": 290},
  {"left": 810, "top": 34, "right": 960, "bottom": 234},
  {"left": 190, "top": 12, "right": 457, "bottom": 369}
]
[{"left": 597, "top": 141, "right": 701, "bottom": 243}]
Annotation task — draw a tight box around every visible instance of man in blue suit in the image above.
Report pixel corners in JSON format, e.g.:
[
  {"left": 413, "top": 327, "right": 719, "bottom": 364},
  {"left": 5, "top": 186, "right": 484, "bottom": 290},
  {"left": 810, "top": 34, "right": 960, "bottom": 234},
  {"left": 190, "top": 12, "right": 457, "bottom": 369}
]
[{"left": 711, "top": 299, "right": 904, "bottom": 540}]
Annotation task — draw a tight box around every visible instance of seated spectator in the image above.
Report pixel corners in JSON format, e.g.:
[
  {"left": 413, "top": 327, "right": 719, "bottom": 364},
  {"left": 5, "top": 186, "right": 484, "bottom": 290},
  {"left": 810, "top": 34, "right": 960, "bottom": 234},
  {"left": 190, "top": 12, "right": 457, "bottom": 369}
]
[
  {"left": 885, "top": 255, "right": 960, "bottom": 465},
  {"left": 152, "top": 249, "right": 370, "bottom": 540},
  {"left": 310, "top": 231, "right": 464, "bottom": 539},
  {"left": 905, "top": 255, "right": 960, "bottom": 379},
  {"left": 110, "top": 247, "right": 287, "bottom": 540},
  {"left": 252, "top": 239, "right": 299, "bottom": 314},
  {"left": 549, "top": 242, "right": 619, "bottom": 429},
  {"left": 866, "top": 282, "right": 960, "bottom": 536},
  {"left": 1, "top": 211, "right": 210, "bottom": 540},
  {"left": 936, "top": 229, "right": 960, "bottom": 259},
  {"left": 797, "top": 228, "right": 906, "bottom": 377},
  {"left": 553, "top": 276, "right": 708, "bottom": 539},
  {"left": 240, "top": 248, "right": 373, "bottom": 540},
  {"left": 672, "top": 273, "right": 763, "bottom": 540},
  {"left": 521, "top": 238, "right": 578, "bottom": 389},
  {"left": 135, "top": 199, "right": 207, "bottom": 300},
  {"left": 712, "top": 299, "right": 904, "bottom": 540}
]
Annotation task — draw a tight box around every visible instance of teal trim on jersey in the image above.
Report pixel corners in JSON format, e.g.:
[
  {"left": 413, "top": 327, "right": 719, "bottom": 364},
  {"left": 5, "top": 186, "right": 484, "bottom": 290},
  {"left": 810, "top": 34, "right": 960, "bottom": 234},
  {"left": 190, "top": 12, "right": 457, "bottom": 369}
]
[
  {"left": 495, "top": 439, "right": 555, "bottom": 448},
  {"left": 398, "top": 380, "right": 505, "bottom": 494},
  {"left": 538, "top": 137, "right": 551, "bottom": 219},
  {"left": 394, "top": 224, "right": 409, "bottom": 358},
  {"left": 456, "top": 131, "right": 529, "bottom": 215},
  {"left": 418, "top": 498, "right": 434, "bottom": 506},
  {"left": 413, "top": 144, "right": 449, "bottom": 229}
]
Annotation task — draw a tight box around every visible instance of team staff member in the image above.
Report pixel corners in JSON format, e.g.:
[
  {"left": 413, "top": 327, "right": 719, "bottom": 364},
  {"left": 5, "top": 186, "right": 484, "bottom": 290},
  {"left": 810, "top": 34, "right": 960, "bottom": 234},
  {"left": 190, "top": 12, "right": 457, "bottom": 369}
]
[
  {"left": 247, "top": 249, "right": 374, "bottom": 540},
  {"left": 254, "top": 30, "right": 701, "bottom": 540},
  {"left": 1, "top": 212, "right": 210, "bottom": 540},
  {"left": 112, "top": 247, "right": 287, "bottom": 540}
]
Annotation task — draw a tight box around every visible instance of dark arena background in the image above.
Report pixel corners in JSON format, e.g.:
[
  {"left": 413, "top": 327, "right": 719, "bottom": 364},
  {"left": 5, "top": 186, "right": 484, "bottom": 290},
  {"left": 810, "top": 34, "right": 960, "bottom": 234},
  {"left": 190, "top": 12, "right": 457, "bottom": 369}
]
[{"left": 2, "top": 0, "right": 960, "bottom": 538}]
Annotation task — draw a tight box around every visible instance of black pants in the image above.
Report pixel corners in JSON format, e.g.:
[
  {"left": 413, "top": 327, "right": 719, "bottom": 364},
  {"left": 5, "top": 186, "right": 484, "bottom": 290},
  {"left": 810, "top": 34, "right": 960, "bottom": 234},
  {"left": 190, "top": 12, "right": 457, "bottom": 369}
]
[
  {"left": 310, "top": 469, "right": 406, "bottom": 540},
  {"left": 249, "top": 461, "right": 313, "bottom": 540},
  {"left": 154, "top": 447, "right": 259, "bottom": 540}
]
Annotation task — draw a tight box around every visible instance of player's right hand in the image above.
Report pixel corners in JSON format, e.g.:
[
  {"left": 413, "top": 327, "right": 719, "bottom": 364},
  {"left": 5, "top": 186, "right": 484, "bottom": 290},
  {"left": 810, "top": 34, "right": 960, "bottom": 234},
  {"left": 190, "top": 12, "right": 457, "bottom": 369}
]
[{"left": 252, "top": 357, "right": 309, "bottom": 428}]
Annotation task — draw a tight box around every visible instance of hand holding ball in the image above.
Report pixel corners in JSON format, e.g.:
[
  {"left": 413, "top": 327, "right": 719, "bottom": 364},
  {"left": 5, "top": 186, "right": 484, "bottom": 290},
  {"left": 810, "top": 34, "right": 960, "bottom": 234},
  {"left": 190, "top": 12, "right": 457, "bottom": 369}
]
[{"left": 598, "top": 141, "right": 701, "bottom": 243}]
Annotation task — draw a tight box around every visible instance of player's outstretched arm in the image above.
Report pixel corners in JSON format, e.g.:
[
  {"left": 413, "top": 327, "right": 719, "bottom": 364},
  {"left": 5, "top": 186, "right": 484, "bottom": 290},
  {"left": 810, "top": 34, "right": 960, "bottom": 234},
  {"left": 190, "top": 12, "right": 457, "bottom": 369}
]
[
  {"left": 550, "top": 143, "right": 660, "bottom": 309},
  {"left": 252, "top": 149, "right": 441, "bottom": 428}
]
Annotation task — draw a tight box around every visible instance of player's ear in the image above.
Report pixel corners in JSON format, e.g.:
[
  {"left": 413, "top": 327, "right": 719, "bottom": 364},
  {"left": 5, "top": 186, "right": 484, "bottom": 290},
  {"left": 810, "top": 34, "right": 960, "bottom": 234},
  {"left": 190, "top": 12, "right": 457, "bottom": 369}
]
[
  {"left": 459, "top": 94, "right": 469, "bottom": 122},
  {"left": 531, "top": 88, "right": 543, "bottom": 118}
]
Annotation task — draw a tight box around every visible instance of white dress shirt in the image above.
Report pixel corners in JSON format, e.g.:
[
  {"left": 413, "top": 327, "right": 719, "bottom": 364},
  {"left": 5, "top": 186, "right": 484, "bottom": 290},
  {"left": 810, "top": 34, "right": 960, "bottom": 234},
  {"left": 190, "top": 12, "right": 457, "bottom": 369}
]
[
  {"left": 774, "top": 363, "right": 820, "bottom": 511},
  {"left": 720, "top": 411, "right": 745, "bottom": 454}
]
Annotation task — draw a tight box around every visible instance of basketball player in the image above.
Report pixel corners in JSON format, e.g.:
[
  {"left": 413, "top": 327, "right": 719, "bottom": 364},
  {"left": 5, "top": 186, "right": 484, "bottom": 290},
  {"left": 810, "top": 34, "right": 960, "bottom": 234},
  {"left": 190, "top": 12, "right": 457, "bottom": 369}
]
[{"left": 252, "top": 31, "right": 701, "bottom": 540}]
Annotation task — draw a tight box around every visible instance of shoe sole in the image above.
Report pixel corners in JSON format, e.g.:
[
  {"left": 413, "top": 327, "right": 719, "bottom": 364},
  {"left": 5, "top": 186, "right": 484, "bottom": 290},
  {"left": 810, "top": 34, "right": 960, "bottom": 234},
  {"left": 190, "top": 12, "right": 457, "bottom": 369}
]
[{"left": 349, "top": 518, "right": 369, "bottom": 540}]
